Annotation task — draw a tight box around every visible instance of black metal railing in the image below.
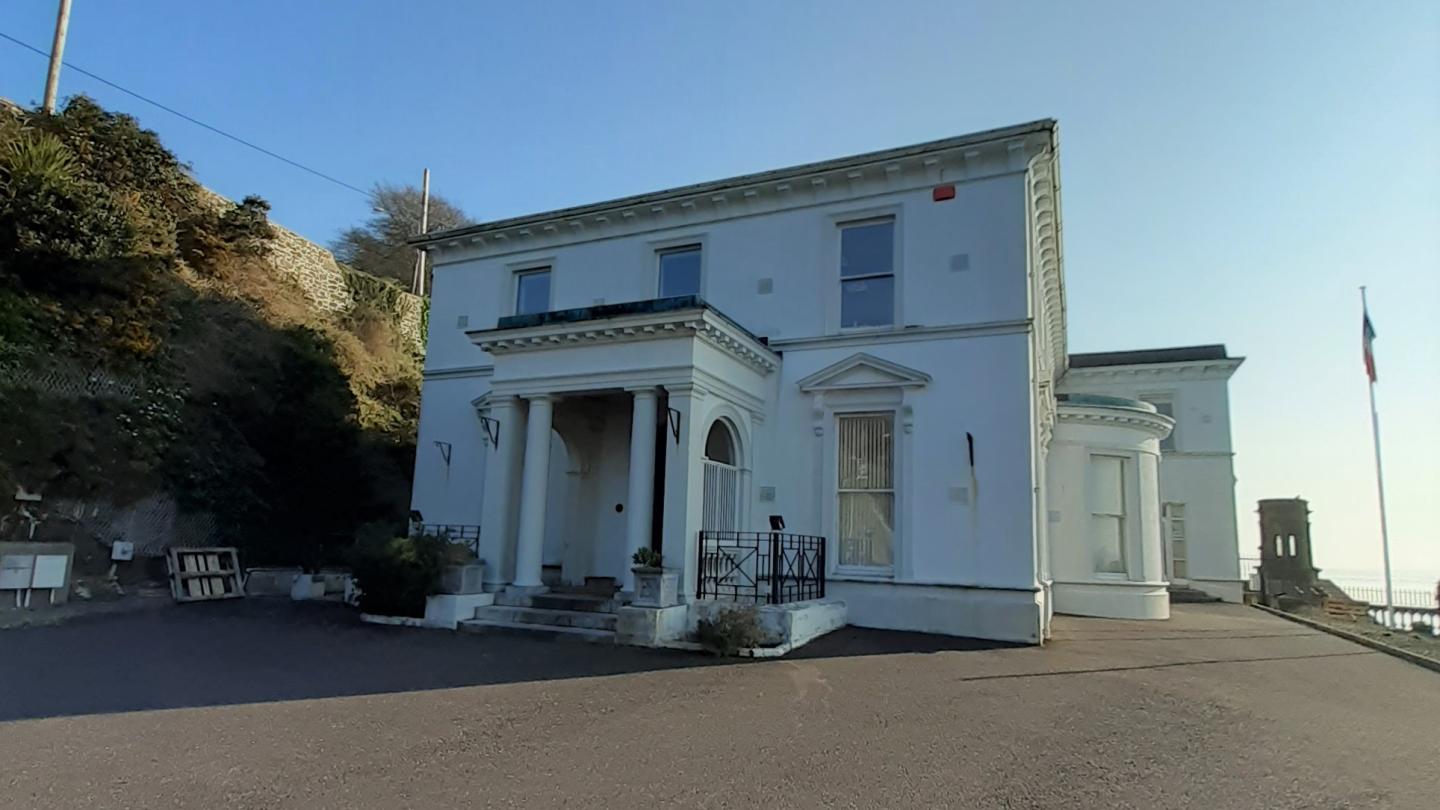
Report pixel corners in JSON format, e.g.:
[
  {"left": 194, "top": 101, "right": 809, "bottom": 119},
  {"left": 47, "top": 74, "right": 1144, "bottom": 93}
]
[
  {"left": 411, "top": 523, "right": 482, "bottom": 559},
  {"left": 696, "top": 530, "right": 825, "bottom": 605}
]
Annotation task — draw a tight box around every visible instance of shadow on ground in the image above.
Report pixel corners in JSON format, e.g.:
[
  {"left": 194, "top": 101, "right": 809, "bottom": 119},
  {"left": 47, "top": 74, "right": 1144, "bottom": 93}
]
[{"left": 0, "top": 599, "right": 1014, "bottom": 721}]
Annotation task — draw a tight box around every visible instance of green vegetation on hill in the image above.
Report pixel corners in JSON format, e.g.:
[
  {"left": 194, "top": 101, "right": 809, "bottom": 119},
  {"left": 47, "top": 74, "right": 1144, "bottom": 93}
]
[{"left": 0, "top": 97, "right": 419, "bottom": 565}]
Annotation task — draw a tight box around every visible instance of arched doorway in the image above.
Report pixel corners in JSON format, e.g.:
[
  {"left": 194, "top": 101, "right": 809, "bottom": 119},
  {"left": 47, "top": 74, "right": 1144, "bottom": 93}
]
[{"left": 701, "top": 419, "right": 741, "bottom": 532}]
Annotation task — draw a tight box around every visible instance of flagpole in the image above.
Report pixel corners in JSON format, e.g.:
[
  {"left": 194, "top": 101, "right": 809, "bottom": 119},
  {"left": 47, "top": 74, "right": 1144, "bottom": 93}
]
[{"left": 1361, "top": 286, "right": 1394, "bottom": 627}]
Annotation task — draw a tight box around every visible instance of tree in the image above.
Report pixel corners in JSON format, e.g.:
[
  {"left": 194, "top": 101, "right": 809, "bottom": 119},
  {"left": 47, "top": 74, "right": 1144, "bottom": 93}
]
[{"left": 333, "top": 183, "right": 471, "bottom": 288}]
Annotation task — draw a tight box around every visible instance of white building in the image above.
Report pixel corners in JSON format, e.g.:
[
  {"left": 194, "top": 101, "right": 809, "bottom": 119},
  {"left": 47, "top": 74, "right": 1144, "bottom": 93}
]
[
  {"left": 1058, "top": 346, "right": 1246, "bottom": 603},
  {"left": 408, "top": 120, "right": 1240, "bottom": 645}
]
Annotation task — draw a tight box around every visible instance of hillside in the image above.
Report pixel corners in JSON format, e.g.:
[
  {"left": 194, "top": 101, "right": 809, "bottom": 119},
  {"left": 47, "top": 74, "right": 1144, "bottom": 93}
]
[{"left": 0, "top": 96, "right": 422, "bottom": 567}]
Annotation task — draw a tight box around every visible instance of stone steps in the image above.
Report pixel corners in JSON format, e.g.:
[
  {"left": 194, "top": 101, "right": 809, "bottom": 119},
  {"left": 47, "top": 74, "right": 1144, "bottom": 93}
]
[
  {"left": 496, "top": 591, "right": 626, "bottom": 614},
  {"left": 1168, "top": 585, "right": 1221, "bottom": 603},
  {"left": 458, "top": 619, "right": 615, "bottom": 644},
  {"left": 473, "top": 605, "right": 618, "bottom": 632}
]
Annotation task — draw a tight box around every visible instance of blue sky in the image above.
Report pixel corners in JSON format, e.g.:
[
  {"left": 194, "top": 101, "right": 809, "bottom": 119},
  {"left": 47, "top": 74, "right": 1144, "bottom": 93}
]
[{"left": 3, "top": 1, "right": 1437, "bottom": 583}]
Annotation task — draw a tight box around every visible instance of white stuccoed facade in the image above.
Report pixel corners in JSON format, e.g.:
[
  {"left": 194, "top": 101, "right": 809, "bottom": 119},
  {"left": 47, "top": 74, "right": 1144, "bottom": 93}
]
[
  {"left": 409, "top": 121, "right": 1240, "bottom": 644},
  {"left": 1058, "top": 348, "right": 1246, "bottom": 603}
]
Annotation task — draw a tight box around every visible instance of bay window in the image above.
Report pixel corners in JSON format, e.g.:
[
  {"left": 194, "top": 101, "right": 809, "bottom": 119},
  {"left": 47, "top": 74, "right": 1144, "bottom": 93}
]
[{"left": 1089, "top": 455, "right": 1127, "bottom": 575}]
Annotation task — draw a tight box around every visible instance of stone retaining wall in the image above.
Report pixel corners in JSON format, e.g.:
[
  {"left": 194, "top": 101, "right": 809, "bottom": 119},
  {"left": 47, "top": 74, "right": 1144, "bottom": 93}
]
[{"left": 198, "top": 188, "right": 426, "bottom": 349}]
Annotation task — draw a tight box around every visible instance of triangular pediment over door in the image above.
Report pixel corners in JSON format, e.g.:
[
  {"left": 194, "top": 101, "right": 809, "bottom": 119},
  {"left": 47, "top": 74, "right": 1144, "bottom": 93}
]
[{"left": 796, "top": 352, "right": 932, "bottom": 393}]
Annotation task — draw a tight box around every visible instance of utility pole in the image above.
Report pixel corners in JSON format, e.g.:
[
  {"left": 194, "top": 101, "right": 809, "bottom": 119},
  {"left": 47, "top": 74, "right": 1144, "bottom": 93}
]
[
  {"left": 412, "top": 168, "right": 431, "bottom": 297},
  {"left": 42, "top": 0, "right": 73, "bottom": 114}
]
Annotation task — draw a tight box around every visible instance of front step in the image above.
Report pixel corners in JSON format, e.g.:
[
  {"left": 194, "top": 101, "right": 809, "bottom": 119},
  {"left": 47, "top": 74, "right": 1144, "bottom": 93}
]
[
  {"left": 473, "top": 605, "right": 618, "bottom": 632},
  {"left": 459, "top": 619, "right": 615, "bottom": 643},
  {"left": 1168, "top": 585, "right": 1221, "bottom": 603},
  {"left": 496, "top": 591, "right": 626, "bottom": 614}
]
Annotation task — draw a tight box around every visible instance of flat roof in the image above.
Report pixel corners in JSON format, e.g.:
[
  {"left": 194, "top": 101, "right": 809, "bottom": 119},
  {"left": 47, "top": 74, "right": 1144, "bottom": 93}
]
[
  {"left": 488, "top": 294, "right": 772, "bottom": 351},
  {"left": 414, "top": 119, "right": 1056, "bottom": 246},
  {"left": 1068, "top": 344, "right": 1231, "bottom": 369}
]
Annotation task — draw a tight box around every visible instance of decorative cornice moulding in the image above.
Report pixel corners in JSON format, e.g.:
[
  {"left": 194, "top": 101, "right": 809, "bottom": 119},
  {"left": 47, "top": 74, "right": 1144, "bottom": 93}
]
[
  {"left": 1062, "top": 358, "right": 1244, "bottom": 383},
  {"left": 423, "top": 123, "right": 1055, "bottom": 264},
  {"left": 468, "top": 309, "right": 779, "bottom": 374},
  {"left": 1056, "top": 403, "right": 1174, "bottom": 438}
]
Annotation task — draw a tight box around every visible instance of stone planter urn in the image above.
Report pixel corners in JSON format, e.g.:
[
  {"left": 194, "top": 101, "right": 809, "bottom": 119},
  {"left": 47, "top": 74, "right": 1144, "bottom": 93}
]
[
  {"left": 632, "top": 566, "right": 680, "bottom": 608},
  {"left": 438, "top": 562, "right": 486, "bottom": 595}
]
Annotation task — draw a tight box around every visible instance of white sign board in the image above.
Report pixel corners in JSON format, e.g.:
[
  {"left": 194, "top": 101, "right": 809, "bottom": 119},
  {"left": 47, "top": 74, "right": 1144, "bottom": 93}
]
[
  {"left": 31, "top": 555, "right": 68, "bottom": 589},
  {"left": 0, "top": 555, "right": 35, "bottom": 590},
  {"left": 111, "top": 541, "right": 135, "bottom": 561}
]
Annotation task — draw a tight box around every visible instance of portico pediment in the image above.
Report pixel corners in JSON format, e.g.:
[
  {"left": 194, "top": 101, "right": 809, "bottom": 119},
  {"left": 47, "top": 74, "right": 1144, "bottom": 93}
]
[{"left": 797, "top": 353, "right": 931, "bottom": 393}]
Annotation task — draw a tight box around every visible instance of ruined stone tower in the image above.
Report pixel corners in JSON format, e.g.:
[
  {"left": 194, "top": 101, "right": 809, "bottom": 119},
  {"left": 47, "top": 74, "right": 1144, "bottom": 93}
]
[{"left": 1257, "top": 498, "right": 1328, "bottom": 606}]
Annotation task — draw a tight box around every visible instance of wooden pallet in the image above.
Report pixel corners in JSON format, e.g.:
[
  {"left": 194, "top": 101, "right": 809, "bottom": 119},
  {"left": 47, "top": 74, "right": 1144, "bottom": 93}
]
[
  {"left": 166, "top": 547, "right": 245, "bottom": 602},
  {"left": 1322, "top": 597, "right": 1369, "bottom": 621}
]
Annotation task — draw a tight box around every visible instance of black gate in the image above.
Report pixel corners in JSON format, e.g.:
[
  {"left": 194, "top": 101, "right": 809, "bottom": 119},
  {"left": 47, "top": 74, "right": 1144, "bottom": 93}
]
[{"left": 696, "top": 530, "right": 825, "bottom": 605}]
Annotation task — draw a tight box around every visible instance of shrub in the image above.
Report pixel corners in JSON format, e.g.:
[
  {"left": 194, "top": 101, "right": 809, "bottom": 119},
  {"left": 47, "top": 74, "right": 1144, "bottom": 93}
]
[
  {"left": 348, "top": 533, "right": 449, "bottom": 618},
  {"left": 631, "top": 546, "right": 663, "bottom": 568},
  {"left": 696, "top": 605, "right": 763, "bottom": 656}
]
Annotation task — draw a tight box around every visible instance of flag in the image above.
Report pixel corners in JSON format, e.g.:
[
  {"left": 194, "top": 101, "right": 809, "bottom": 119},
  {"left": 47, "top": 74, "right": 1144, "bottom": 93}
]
[{"left": 1362, "top": 308, "right": 1378, "bottom": 382}]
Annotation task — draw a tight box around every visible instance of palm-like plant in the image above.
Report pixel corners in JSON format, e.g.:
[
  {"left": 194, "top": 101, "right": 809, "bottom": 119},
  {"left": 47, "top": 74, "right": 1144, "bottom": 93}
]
[{"left": 1, "top": 130, "right": 79, "bottom": 192}]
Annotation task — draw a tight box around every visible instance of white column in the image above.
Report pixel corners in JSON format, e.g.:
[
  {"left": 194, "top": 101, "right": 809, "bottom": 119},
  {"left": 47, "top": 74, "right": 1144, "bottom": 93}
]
[
  {"left": 478, "top": 395, "right": 525, "bottom": 590},
  {"left": 512, "top": 394, "right": 555, "bottom": 590},
  {"left": 661, "top": 384, "right": 708, "bottom": 602},
  {"left": 624, "top": 387, "right": 659, "bottom": 589}
]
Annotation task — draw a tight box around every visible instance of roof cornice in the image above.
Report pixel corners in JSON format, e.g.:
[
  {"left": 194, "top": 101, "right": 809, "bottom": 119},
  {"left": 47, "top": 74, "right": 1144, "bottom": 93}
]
[
  {"left": 1057, "top": 402, "right": 1174, "bottom": 438},
  {"left": 466, "top": 306, "right": 779, "bottom": 374},
  {"left": 1028, "top": 137, "right": 1066, "bottom": 378},
  {"left": 419, "top": 120, "right": 1057, "bottom": 259},
  {"left": 1063, "top": 357, "right": 1244, "bottom": 382}
]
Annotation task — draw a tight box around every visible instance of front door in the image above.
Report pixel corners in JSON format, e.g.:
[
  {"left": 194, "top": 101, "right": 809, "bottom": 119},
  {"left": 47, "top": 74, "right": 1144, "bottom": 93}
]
[{"left": 700, "top": 421, "right": 741, "bottom": 532}]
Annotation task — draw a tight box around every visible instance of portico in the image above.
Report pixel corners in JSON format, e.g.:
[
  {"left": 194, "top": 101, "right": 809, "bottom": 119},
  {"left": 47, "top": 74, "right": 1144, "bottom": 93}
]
[{"left": 469, "top": 297, "right": 778, "bottom": 598}]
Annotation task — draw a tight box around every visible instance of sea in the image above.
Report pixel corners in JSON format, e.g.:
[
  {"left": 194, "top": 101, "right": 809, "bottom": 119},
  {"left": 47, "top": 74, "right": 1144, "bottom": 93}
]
[{"left": 1307, "top": 566, "right": 1437, "bottom": 608}]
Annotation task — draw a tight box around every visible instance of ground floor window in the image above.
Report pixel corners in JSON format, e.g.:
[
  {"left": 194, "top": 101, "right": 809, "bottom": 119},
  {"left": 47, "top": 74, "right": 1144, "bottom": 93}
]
[
  {"left": 837, "top": 412, "right": 894, "bottom": 568},
  {"left": 1089, "top": 455, "right": 1127, "bottom": 575},
  {"left": 1165, "top": 502, "right": 1187, "bottom": 579}
]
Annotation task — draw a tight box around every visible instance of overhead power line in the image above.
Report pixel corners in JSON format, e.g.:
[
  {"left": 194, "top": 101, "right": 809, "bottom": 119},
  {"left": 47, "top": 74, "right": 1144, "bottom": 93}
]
[{"left": 0, "top": 29, "right": 370, "bottom": 197}]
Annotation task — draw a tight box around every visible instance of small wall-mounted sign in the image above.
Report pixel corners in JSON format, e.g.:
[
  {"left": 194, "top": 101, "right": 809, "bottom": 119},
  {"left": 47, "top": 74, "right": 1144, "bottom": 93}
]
[
  {"left": 758, "top": 486, "right": 776, "bottom": 502},
  {"left": 111, "top": 541, "right": 135, "bottom": 561}
]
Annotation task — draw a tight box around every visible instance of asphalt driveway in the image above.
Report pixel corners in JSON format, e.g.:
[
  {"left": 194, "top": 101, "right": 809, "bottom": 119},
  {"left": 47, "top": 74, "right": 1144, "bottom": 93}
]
[{"left": 1, "top": 601, "right": 1436, "bottom": 808}]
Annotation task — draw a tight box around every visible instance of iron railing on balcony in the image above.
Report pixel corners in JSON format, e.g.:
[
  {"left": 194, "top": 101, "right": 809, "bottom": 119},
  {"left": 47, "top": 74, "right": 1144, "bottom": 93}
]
[
  {"left": 410, "top": 523, "right": 482, "bottom": 559},
  {"left": 696, "top": 530, "right": 825, "bottom": 605}
]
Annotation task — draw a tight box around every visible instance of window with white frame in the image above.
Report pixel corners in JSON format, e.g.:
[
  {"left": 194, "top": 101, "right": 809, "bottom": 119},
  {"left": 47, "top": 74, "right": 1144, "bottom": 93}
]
[
  {"left": 514, "top": 268, "right": 551, "bottom": 315},
  {"left": 1144, "top": 397, "right": 1177, "bottom": 451},
  {"left": 839, "top": 219, "right": 895, "bottom": 328},
  {"left": 837, "top": 412, "right": 895, "bottom": 568},
  {"left": 1165, "top": 502, "right": 1187, "bottom": 579},
  {"left": 1089, "top": 455, "right": 1127, "bottom": 575},
  {"left": 657, "top": 245, "right": 701, "bottom": 298}
]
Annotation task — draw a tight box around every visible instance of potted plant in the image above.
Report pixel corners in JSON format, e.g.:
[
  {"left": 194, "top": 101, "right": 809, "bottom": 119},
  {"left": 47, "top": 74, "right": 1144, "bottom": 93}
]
[{"left": 631, "top": 547, "right": 678, "bottom": 608}]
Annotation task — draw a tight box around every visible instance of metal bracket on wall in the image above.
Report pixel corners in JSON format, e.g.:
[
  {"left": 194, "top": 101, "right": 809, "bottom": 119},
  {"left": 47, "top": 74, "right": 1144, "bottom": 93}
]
[
  {"left": 434, "top": 441, "right": 452, "bottom": 467},
  {"left": 667, "top": 408, "right": 681, "bottom": 445},
  {"left": 479, "top": 416, "right": 500, "bottom": 448}
]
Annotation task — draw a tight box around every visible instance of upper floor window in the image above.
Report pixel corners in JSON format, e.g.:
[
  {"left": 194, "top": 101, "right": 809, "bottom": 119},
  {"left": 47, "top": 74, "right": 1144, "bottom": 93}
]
[
  {"left": 1144, "top": 398, "right": 1176, "bottom": 451},
  {"left": 839, "top": 219, "right": 895, "bottom": 328},
  {"left": 515, "top": 268, "right": 551, "bottom": 315},
  {"left": 658, "top": 246, "right": 701, "bottom": 298}
]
